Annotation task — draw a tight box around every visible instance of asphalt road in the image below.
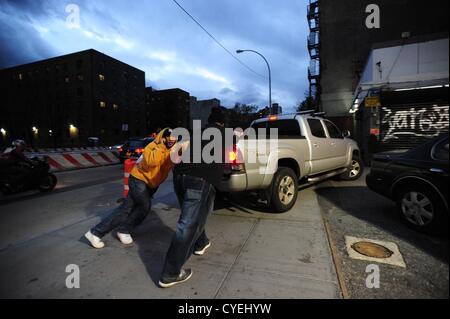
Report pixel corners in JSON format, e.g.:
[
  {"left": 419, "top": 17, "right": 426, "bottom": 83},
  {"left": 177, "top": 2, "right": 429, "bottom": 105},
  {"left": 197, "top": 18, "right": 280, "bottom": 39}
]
[
  {"left": 316, "top": 172, "right": 449, "bottom": 299},
  {"left": 0, "top": 165, "right": 340, "bottom": 299},
  {"left": 1, "top": 165, "right": 447, "bottom": 299}
]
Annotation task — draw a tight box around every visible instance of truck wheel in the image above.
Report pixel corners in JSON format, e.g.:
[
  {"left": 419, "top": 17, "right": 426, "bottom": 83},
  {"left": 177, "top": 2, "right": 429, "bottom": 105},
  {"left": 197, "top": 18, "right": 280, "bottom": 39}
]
[
  {"left": 340, "top": 156, "right": 364, "bottom": 181},
  {"left": 270, "top": 167, "right": 298, "bottom": 213}
]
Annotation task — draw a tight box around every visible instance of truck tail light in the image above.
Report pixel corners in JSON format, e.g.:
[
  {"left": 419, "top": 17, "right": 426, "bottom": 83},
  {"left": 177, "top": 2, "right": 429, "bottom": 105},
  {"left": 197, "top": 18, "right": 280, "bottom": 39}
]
[
  {"left": 135, "top": 148, "right": 144, "bottom": 154},
  {"left": 226, "top": 144, "right": 245, "bottom": 172}
]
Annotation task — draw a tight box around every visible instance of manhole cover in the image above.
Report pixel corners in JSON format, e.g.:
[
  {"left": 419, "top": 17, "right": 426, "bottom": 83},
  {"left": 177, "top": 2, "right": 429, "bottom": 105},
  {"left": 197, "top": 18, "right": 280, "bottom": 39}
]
[{"left": 351, "top": 241, "right": 394, "bottom": 259}]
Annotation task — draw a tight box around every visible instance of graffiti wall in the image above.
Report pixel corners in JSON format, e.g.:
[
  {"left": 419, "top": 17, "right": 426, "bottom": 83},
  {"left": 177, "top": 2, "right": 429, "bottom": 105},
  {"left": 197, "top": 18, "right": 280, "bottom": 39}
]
[{"left": 380, "top": 104, "right": 449, "bottom": 150}]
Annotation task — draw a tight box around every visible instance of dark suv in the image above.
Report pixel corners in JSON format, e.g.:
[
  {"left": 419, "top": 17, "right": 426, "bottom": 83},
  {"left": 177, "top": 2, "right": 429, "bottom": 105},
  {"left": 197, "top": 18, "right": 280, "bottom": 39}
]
[{"left": 119, "top": 137, "right": 154, "bottom": 163}]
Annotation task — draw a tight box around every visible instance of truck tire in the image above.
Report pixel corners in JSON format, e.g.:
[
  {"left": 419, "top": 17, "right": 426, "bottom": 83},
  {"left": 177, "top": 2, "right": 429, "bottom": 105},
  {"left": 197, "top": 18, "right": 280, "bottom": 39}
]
[
  {"left": 339, "top": 156, "right": 364, "bottom": 181},
  {"left": 270, "top": 167, "right": 298, "bottom": 213}
]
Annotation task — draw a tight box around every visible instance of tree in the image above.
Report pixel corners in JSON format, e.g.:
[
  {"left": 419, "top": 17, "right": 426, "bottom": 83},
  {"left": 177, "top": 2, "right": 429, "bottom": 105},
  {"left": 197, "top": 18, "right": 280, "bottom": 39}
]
[
  {"left": 296, "top": 93, "right": 318, "bottom": 112},
  {"left": 228, "top": 103, "right": 259, "bottom": 128}
]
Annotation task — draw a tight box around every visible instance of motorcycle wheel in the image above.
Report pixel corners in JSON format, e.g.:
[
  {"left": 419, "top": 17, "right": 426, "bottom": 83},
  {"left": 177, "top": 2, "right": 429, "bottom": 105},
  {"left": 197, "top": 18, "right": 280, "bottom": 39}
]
[{"left": 38, "top": 173, "right": 57, "bottom": 192}]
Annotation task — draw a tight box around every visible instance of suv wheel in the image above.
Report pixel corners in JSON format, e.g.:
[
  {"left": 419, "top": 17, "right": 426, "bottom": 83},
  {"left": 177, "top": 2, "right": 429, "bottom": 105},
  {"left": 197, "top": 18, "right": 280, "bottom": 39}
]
[
  {"left": 270, "top": 167, "right": 298, "bottom": 213},
  {"left": 340, "top": 156, "right": 364, "bottom": 181},
  {"left": 396, "top": 184, "right": 447, "bottom": 233}
]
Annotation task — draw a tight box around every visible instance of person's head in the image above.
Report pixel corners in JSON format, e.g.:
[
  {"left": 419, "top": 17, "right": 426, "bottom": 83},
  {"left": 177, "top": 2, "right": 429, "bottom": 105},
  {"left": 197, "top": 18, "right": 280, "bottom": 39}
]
[
  {"left": 208, "top": 107, "right": 225, "bottom": 127},
  {"left": 12, "top": 139, "right": 26, "bottom": 152},
  {"left": 161, "top": 128, "right": 177, "bottom": 149}
]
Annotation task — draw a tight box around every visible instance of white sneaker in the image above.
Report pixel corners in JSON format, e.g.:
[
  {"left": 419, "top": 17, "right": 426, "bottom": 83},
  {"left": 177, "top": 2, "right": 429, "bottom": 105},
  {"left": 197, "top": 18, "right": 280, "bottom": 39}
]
[
  {"left": 194, "top": 242, "right": 211, "bottom": 256},
  {"left": 117, "top": 232, "right": 133, "bottom": 245},
  {"left": 85, "top": 231, "right": 105, "bottom": 249}
]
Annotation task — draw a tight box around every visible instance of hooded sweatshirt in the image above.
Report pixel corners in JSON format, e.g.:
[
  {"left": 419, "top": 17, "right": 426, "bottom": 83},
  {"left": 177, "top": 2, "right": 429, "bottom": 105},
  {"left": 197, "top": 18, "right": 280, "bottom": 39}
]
[{"left": 130, "top": 128, "right": 174, "bottom": 188}]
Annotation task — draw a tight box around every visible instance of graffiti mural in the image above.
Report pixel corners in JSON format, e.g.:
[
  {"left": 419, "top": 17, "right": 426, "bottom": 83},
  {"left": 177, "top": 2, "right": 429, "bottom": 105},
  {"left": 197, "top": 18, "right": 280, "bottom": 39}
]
[{"left": 381, "top": 105, "right": 449, "bottom": 142}]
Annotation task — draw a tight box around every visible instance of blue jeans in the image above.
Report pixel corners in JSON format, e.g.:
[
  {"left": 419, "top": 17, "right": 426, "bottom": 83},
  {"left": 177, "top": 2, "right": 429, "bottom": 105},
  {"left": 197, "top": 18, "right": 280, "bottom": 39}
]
[
  {"left": 161, "top": 174, "right": 216, "bottom": 279},
  {"left": 91, "top": 176, "right": 158, "bottom": 237}
]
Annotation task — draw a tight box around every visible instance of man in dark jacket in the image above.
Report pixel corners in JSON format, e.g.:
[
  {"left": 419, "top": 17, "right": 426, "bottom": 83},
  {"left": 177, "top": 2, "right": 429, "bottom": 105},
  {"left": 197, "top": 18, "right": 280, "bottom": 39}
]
[{"left": 159, "top": 107, "right": 231, "bottom": 288}]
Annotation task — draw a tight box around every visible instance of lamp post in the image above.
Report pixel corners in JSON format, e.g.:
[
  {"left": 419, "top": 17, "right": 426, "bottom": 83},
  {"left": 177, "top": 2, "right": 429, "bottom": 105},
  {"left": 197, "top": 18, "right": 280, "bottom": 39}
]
[{"left": 236, "top": 49, "right": 272, "bottom": 115}]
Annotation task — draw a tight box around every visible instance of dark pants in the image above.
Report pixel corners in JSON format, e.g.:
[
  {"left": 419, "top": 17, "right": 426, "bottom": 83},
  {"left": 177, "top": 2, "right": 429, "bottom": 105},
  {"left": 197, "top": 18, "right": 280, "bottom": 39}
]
[
  {"left": 91, "top": 175, "right": 158, "bottom": 238},
  {"left": 161, "top": 174, "right": 216, "bottom": 280}
]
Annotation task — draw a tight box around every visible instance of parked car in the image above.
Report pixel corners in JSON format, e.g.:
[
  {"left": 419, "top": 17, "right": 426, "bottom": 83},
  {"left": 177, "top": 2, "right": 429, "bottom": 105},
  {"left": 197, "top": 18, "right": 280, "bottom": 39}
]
[
  {"left": 366, "top": 134, "right": 449, "bottom": 233},
  {"left": 119, "top": 137, "right": 154, "bottom": 163},
  {"left": 218, "top": 111, "right": 363, "bottom": 212},
  {"left": 109, "top": 143, "right": 124, "bottom": 152}
]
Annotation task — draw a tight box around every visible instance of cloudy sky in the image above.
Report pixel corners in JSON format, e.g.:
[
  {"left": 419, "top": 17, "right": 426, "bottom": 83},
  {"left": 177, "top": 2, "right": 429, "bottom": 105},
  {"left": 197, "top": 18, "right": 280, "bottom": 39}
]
[{"left": 0, "top": 0, "right": 310, "bottom": 113}]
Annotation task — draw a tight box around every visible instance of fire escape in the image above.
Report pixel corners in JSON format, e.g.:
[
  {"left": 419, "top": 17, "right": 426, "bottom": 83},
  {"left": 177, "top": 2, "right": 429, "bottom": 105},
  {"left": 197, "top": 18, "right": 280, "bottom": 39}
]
[{"left": 307, "top": 0, "right": 321, "bottom": 106}]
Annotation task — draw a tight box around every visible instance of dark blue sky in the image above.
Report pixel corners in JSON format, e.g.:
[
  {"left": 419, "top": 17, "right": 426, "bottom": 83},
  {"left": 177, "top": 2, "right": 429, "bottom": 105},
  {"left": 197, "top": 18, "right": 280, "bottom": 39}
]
[{"left": 0, "top": 0, "right": 310, "bottom": 112}]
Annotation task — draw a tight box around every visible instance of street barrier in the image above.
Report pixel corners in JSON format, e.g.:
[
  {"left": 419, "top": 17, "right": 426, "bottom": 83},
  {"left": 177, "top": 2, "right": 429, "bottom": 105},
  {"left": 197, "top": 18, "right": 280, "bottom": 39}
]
[
  {"left": 123, "top": 158, "right": 137, "bottom": 198},
  {"left": 24, "top": 150, "right": 121, "bottom": 172}
]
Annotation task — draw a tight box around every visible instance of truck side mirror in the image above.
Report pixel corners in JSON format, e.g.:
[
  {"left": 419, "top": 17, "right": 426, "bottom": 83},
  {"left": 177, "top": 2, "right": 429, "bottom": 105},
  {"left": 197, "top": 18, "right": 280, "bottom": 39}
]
[{"left": 343, "top": 130, "right": 351, "bottom": 138}]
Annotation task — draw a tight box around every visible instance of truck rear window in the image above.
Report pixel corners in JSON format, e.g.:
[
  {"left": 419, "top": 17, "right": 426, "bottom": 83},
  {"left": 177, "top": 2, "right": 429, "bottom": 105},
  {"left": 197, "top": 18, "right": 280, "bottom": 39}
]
[{"left": 251, "top": 120, "right": 302, "bottom": 138}]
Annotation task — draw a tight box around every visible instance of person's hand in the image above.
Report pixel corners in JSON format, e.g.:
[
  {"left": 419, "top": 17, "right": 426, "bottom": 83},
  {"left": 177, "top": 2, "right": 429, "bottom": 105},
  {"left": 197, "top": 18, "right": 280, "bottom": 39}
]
[{"left": 170, "top": 140, "right": 189, "bottom": 164}]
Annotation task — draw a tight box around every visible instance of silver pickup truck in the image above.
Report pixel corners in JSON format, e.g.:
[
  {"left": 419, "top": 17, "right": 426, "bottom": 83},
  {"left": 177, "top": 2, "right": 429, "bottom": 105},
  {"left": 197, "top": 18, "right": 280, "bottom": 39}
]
[{"left": 219, "top": 111, "right": 363, "bottom": 212}]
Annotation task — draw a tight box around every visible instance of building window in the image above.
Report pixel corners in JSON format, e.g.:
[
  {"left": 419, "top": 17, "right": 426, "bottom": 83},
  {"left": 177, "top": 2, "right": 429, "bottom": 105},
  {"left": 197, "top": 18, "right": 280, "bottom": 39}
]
[
  {"left": 77, "top": 74, "right": 84, "bottom": 81},
  {"left": 99, "top": 74, "right": 105, "bottom": 81},
  {"left": 76, "top": 59, "right": 83, "bottom": 70},
  {"left": 18, "top": 73, "right": 23, "bottom": 80},
  {"left": 99, "top": 101, "right": 106, "bottom": 108},
  {"left": 113, "top": 104, "right": 119, "bottom": 111},
  {"left": 64, "top": 77, "right": 70, "bottom": 83}
]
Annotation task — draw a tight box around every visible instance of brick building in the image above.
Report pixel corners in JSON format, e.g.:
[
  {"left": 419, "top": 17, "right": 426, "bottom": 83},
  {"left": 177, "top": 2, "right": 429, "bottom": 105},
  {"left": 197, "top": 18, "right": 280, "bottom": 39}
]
[{"left": 0, "top": 49, "right": 146, "bottom": 148}]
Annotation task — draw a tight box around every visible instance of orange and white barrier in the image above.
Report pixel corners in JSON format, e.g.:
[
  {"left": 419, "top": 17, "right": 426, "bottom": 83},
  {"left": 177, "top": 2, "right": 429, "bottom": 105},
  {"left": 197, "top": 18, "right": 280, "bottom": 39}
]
[
  {"left": 25, "top": 150, "right": 121, "bottom": 172},
  {"left": 123, "top": 158, "right": 137, "bottom": 197}
]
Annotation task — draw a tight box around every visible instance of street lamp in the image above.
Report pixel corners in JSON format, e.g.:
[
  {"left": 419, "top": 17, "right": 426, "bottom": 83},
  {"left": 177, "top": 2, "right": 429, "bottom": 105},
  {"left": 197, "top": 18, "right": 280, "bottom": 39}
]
[{"left": 236, "top": 49, "right": 272, "bottom": 114}]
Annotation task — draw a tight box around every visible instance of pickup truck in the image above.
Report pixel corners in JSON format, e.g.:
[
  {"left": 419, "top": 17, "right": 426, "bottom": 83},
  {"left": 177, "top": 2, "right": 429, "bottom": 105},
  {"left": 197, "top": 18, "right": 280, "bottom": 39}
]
[{"left": 219, "top": 111, "right": 363, "bottom": 212}]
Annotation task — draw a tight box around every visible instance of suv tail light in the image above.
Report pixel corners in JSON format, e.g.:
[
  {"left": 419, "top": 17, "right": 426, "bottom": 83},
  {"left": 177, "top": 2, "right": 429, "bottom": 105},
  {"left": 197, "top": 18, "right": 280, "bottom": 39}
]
[{"left": 135, "top": 148, "right": 144, "bottom": 155}]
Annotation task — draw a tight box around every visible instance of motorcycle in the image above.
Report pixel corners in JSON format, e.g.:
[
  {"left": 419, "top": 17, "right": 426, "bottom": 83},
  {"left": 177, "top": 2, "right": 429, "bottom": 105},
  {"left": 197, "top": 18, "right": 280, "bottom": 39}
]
[{"left": 0, "top": 156, "right": 57, "bottom": 195}]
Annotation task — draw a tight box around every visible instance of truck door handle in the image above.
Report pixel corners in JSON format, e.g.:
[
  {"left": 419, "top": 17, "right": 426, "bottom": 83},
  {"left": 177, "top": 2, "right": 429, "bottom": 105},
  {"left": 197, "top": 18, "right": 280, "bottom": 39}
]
[
  {"left": 330, "top": 142, "right": 336, "bottom": 146},
  {"left": 313, "top": 143, "right": 318, "bottom": 148}
]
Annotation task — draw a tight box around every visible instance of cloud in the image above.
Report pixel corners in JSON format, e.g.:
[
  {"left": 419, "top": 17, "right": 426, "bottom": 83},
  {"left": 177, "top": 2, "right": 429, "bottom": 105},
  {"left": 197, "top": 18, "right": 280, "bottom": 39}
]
[
  {"left": 220, "top": 87, "right": 233, "bottom": 95},
  {"left": 0, "top": 0, "right": 310, "bottom": 111},
  {"left": 195, "top": 68, "right": 230, "bottom": 85}
]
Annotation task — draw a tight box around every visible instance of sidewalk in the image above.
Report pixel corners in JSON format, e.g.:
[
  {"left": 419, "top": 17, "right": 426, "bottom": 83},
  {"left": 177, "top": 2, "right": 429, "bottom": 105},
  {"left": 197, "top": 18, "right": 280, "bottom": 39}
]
[{"left": 0, "top": 178, "right": 341, "bottom": 299}]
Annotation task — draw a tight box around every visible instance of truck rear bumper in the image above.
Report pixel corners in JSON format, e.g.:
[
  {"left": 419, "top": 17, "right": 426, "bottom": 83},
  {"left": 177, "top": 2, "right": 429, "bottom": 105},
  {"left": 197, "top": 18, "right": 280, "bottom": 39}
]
[{"left": 218, "top": 173, "right": 248, "bottom": 192}]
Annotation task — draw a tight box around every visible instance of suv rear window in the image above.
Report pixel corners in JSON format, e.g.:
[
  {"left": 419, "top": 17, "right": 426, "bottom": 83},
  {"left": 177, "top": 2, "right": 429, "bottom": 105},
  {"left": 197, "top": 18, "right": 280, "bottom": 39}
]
[{"left": 307, "top": 119, "right": 326, "bottom": 138}]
